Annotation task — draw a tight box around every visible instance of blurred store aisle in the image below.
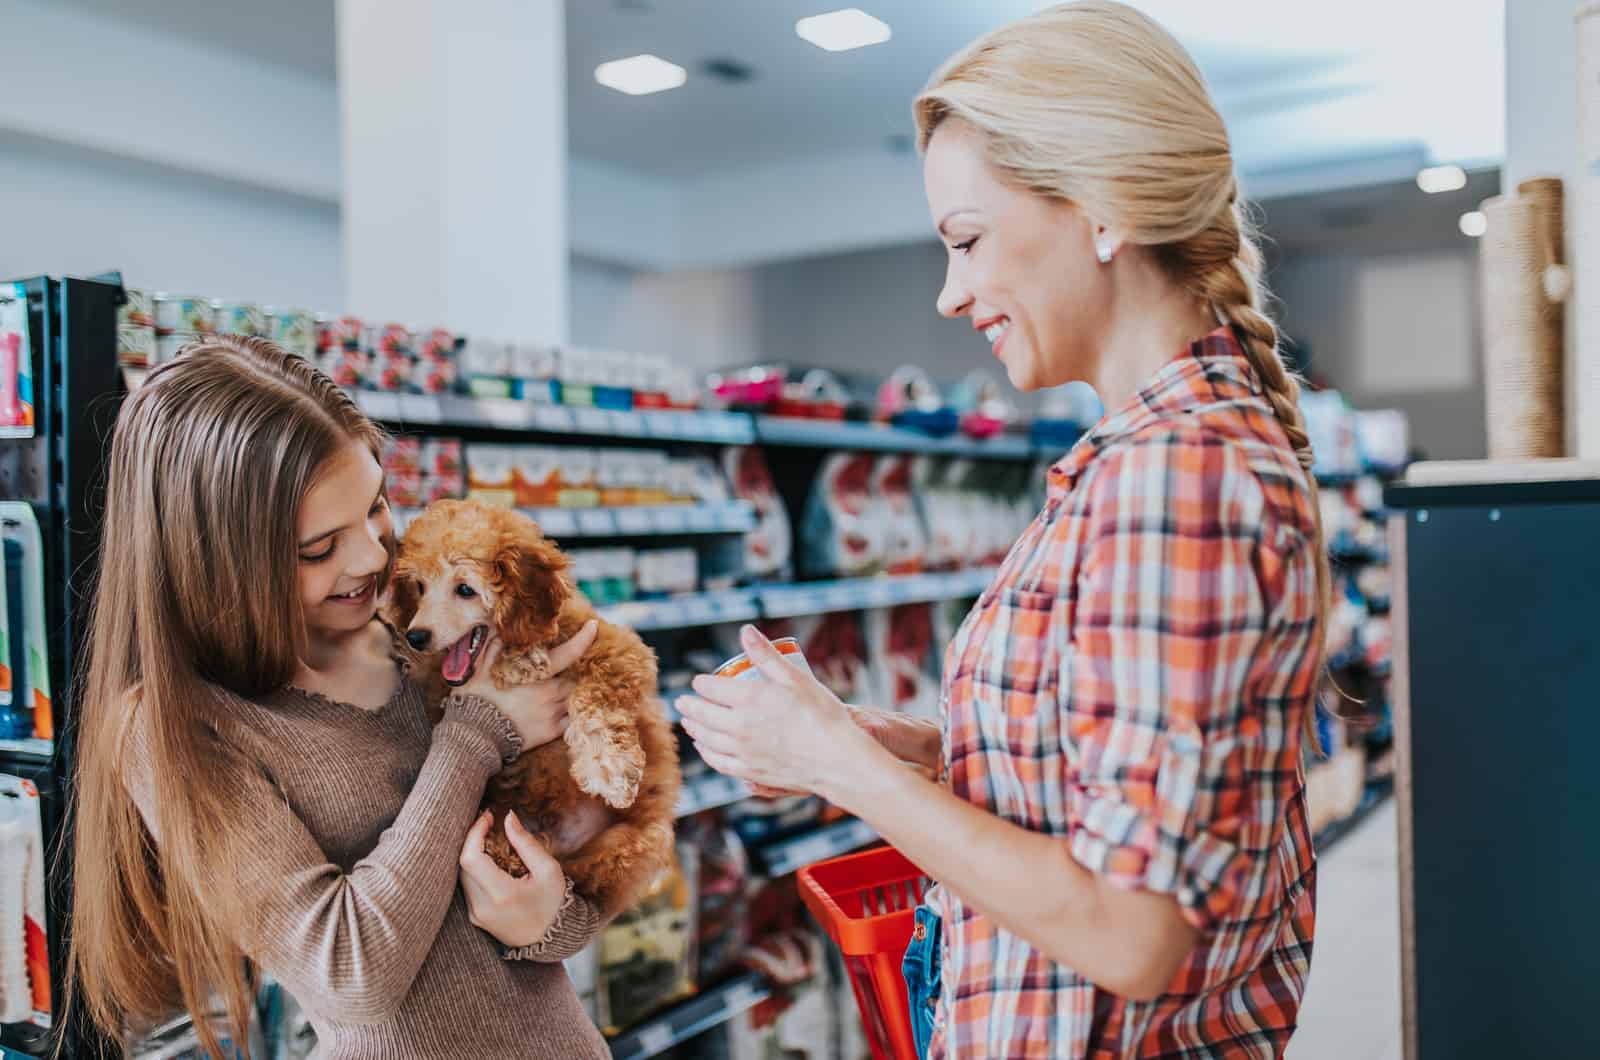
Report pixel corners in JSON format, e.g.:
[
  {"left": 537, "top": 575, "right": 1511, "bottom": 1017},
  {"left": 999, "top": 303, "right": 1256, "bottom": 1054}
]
[{"left": 1288, "top": 799, "right": 1403, "bottom": 1060}]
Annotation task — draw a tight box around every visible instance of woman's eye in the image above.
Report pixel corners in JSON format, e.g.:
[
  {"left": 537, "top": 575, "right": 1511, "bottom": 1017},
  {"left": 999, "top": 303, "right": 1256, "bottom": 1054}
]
[
  {"left": 300, "top": 546, "right": 335, "bottom": 564},
  {"left": 455, "top": 584, "right": 477, "bottom": 599},
  {"left": 370, "top": 497, "right": 388, "bottom": 517},
  {"left": 953, "top": 237, "right": 978, "bottom": 254}
]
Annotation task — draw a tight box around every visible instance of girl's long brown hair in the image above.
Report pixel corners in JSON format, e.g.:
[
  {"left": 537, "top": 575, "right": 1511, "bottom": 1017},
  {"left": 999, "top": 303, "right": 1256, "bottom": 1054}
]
[{"left": 66, "top": 336, "right": 386, "bottom": 1057}]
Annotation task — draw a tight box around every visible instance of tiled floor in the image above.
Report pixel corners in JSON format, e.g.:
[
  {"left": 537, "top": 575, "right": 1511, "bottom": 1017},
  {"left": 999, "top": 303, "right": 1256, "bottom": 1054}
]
[{"left": 1287, "top": 798, "right": 1403, "bottom": 1060}]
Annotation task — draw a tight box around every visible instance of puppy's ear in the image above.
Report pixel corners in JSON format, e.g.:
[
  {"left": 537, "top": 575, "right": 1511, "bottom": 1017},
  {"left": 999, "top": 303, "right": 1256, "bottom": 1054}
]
[
  {"left": 492, "top": 534, "right": 572, "bottom": 650},
  {"left": 384, "top": 570, "right": 422, "bottom": 631}
]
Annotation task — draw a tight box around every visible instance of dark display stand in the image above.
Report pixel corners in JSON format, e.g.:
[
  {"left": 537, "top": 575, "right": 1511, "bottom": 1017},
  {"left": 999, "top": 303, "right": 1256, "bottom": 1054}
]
[
  {"left": 1386, "top": 467, "right": 1600, "bottom": 1060},
  {"left": 0, "top": 276, "right": 124, "bottom": 1057}
]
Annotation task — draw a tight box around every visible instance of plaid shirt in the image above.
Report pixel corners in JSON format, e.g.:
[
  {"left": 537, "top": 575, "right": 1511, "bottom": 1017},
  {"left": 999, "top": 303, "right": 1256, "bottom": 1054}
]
[{"left": 930, "top": 327, "right": 1319, "bottom": 1058}]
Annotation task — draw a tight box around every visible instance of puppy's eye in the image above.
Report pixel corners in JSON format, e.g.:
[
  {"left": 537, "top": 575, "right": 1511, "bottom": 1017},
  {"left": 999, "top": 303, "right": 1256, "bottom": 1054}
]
[
  {"left": 455, "top": 584, "right": 477, "bottom": 599},
  {"left": 416, "top": 582, "right": 427, "bottom": 596}
]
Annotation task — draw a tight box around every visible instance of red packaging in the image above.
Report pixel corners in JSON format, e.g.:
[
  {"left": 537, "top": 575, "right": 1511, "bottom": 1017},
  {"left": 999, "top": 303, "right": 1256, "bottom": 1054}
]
[
  {"left": 415, "top": 357, "right": 456, "bottom": 394},
  {"left": 373, "top": 354, "right": 412, "bottom": 393},
  {"left": 334, "top": 316, "right": 365, "bottom": 351},
  {"left": 382, "top": 437, "right": 422, "bottom": 476},
  {"left": 387, "top": 471, "right": 424, "bottom": 508},
  {"left": 418, "top": 328, "right": 456, "bottom": 361},
  {"left": 375, "top": 324, "right": 412, "bottom": 357},
  {"left": 423, "top": 476, "right": 463, "bottom": 503},
  {"left": 420, "top": 439, "right": 463, "bottom": 478}
]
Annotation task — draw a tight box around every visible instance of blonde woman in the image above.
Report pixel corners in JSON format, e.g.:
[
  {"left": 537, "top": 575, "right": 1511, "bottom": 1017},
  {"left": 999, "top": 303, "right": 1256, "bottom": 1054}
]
[{"left": 678, "top": 3, "right": 1323, "bottom": 1057}]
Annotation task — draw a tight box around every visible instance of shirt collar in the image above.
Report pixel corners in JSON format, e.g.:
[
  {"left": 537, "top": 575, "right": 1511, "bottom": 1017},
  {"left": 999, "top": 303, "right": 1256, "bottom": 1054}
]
[{"left": 1047, "top": 325, "right": 1262, "bottom": 499}]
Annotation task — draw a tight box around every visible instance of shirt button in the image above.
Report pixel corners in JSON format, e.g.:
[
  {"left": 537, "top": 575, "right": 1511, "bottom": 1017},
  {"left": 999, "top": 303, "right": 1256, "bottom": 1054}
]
[{"left": 1179, "top": 886, "right": 1196, "bottom": 906}]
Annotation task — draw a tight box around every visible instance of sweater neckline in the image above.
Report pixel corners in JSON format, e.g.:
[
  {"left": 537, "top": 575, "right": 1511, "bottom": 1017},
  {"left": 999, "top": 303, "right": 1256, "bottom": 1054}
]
[{"left": 281, "top": 620, "right": 411, "bottom": 715}]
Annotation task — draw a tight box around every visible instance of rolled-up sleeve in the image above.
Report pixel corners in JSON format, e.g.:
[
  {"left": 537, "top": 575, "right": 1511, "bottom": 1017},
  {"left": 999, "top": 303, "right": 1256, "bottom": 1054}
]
[{"left": 1062, "top": 431, "right": 1286, "bottom": 932}]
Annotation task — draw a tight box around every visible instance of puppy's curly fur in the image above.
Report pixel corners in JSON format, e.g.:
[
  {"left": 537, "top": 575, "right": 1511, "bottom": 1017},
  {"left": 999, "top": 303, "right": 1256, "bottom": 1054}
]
[{"left": 386, "top": 499, "right": 679, "bottom": 918}]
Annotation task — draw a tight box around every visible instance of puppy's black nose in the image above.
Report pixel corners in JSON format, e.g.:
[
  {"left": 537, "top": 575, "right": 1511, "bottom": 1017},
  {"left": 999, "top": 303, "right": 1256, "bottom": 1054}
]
[{"left": 406, "top": 629, "right": 432, "bottom": 650}]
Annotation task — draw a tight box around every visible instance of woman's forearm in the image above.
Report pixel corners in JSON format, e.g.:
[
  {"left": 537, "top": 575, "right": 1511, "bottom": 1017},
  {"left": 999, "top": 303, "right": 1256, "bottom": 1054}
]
[{"left": 820, "top": 729, "right": 1198, "bottom": 1001}]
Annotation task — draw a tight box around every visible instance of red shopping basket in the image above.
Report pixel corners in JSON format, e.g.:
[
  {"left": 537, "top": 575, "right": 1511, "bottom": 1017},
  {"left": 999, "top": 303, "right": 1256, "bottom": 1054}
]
[{"left": 798, "top": 845, "right": 930, "bottom": 1060}]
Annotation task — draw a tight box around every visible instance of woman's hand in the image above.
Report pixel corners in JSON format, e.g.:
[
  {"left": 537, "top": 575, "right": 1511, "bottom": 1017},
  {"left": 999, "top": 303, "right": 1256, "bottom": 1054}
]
[
  {"left": 461, "top": 620, "right": 598, "bottom": 750},
  {"left": 459, "top": 810, "right": 570, "bottom": 949},
  {"left": 677, "top": 625, "right": 876, "bottom": 799}
]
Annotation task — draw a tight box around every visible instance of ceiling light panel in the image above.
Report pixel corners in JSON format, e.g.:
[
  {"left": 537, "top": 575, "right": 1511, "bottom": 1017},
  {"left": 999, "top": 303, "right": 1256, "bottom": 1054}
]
[
  {"left": 796, "top": 8, "right": 892, "bottom": 52},
  {"left": 595, "top": 54, "right": 687, "bottom": 96},
  {"left": 1459, "top": 211, "right": 1487, "bottom": 237},
  {"left": 1416, "top": 165, "right": 1468, "bottom": 194}
]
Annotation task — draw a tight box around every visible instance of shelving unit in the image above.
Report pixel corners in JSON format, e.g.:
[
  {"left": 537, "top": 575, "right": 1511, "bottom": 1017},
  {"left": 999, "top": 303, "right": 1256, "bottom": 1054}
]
[
  {"left": 674, "top": 774, "right": 752, "bottom": 818},
  {"left": 392, "top": 501, "right": 757, "bottom": 539},
  {"left": 608, "top": 973, "right": 772, "bottom": 1060},
  {"left": 755, "top": 415, "right": 1034, "bottom": 459},
  {"left": 759, "top": 568, "right": 996, "bottom": 619},
  {"left": 752, "top": 818, "right": 879, "bottom": 879},
  {"left": 599, "top": 588, "right": 762, "bottom": 633},
  {"left": 355, "top": 391, "right": 757, "bottom": 445}
]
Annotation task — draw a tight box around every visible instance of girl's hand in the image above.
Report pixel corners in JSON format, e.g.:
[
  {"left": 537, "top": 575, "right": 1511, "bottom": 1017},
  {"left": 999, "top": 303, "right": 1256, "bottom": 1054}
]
[
  {"left": 461, "top": 620, "right": 598, "bottom": 749},
  {"left": 677, "top": 625, "right": 872, "bottom": 798},
  {"left": 459, "top": 811, "right": 569, "bottom": 949}
]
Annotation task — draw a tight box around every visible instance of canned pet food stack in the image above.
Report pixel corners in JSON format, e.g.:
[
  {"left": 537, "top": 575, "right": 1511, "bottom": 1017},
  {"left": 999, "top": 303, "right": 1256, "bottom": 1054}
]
[
  {"left": 116, "top": 289, "right": 156, "bottom": 367},
  {"left": 152, "top": 294, "right": 215, "bottom": 365}
]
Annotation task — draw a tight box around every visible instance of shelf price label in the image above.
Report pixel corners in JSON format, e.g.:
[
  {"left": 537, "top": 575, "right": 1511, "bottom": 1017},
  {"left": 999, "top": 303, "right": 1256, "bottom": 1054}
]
[
  {"left": 614, "top": 508, "right": 655, "bottom": 534},
  {"left": 574, "top": 407, "right": 612, "bottom": 434},
  {"left": 398, "top": 394, "right": 442, "bottom": 423},
  {"left": 652, "top": 507, "right": 688, "bottom": 533},
  {"left": 532, "top": 509, "right": 576, "bottom": 538},
  {"left": 635, "top": 1023, "right": 675, "bottom": 1057},
  {"left": 532, "top": 406, "right": 574, "bottom": 432},
  {"left": 686, "top": 507, "right": 718, "bottom": 532}
]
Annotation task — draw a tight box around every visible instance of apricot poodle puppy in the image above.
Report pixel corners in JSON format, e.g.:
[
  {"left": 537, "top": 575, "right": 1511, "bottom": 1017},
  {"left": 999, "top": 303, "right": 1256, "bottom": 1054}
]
[{"left": 386, "top": 499, "right": 679, "bottom": 918}]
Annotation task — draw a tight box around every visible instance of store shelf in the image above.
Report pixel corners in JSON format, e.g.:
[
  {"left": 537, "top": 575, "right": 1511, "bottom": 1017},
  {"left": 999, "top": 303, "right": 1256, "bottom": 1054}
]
[
  {"left": 753, "top": 817, "right": 879, "bottom": 878},
  {"left": 758, "top": 567, "right": 996, "bottom": 618},
  {"left": 393, "top": 501, "right": 755, "bottom": 539},
  {"left": 0, "top": 737, "right": 52, "bottom": 760},
  {"left": 600, "top": 589, "right": 761, "bottom": 633},
  {"left": 608, "top": 972, "right": 771, "bottom": 1060},
  {"left": 675, "top": 773, "right": 752, "bottom": 818},
  {"left": 354, "top": 391, "right": 756, "bottom": 444},
  {"left": 754, "top": 415, "right": 1034, "bottom": 459}
]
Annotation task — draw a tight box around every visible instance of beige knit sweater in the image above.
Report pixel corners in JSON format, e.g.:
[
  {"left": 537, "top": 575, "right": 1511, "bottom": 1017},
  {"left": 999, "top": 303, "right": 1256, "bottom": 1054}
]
[{"left": 123, "top": 671, "right": 610, "bottom": 1059}]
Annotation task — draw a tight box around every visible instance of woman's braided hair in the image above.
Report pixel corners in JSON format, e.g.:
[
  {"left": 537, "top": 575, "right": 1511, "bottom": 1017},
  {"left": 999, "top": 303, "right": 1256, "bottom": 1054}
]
[{"left": 915, "top": 0, "right": 1330, "bottom": 741}]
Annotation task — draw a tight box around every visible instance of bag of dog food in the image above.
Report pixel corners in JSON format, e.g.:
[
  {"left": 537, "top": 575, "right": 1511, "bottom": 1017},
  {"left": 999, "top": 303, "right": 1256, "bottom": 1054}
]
[
  {"left": 863, "top": 602, "right": 939, "bottom": 720},
  {"left": 595, "top": 843, "right": 699, "bottom": 1034},
  {"left": 873, "top": 455, "right": 928, "bottom": 575},
  {"left": 800, "top": 452, "right": 886, "bottom": 579},
  {"left": 723, "top": 447, "right": 792, "bottom": 582},
  {"left": 465, "top": 445, "right": 517, "bottom": 508}
]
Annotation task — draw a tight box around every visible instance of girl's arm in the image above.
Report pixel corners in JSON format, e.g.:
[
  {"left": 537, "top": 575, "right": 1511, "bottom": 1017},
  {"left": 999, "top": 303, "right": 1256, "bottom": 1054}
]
[{"left": 125, "top": 693, "right": 520, "bottom": 1024}]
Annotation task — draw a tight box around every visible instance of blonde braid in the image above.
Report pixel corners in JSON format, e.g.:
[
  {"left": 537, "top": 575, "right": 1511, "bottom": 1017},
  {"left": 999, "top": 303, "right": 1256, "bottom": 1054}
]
[{"left": 1181, "top": 200, "right": 1332, "bottom": 742}]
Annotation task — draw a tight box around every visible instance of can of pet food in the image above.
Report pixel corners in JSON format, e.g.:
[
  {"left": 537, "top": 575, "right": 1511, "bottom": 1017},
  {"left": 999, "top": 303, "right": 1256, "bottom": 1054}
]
[
  {"left": 713, "top": 636, "right": 812, "bottom": 680},
  {"left": 269, "top": 307, "right": 317, "bottom": 359},
  {"left": 117, "top": 289, "right": 156, "bottom": 367},
  {"left": 154, "top": 331, "right": 194, "bottom": 365},
  {"left": 214, "top": 301, "right": 266, "bottom": 337},
  {"left": 153, "top": 294, "right": 214, "bottom": 336}
]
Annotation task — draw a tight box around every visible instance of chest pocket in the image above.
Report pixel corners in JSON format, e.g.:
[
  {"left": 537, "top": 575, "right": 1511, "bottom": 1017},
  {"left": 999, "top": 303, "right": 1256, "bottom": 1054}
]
[{"left": 963, "top": 586, "right": 1072, "bottom": 831}]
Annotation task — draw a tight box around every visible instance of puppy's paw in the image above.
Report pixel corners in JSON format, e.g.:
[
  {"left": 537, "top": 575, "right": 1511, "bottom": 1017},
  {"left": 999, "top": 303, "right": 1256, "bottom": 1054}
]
[
  {"left": 492, "top": 647, "right": 551, "bottom": 689},
  {"left": 565, "top": 717, "right": 645, "bottom": 810}
]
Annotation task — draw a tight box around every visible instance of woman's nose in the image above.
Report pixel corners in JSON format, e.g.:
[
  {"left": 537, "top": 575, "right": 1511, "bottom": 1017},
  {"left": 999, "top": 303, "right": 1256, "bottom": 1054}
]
[{"left": 936, "top": 263, "right": 972, "bottom": 319}]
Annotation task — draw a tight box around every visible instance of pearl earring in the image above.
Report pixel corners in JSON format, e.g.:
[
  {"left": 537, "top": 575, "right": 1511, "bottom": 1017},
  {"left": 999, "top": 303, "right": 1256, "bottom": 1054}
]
[{"left": 1095, "top": 238, "right": 1115, "bottom": 264}]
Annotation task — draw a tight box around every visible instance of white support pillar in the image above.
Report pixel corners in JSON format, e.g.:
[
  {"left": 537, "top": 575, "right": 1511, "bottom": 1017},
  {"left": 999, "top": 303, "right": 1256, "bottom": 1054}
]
[{"left": 337, "top": 0, "right": 568, "bottom": 343}]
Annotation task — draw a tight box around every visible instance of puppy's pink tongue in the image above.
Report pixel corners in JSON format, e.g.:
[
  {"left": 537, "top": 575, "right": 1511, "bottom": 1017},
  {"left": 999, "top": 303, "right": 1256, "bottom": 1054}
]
[{"left": 441, "top": 635, "right": 474, "bottom": 684}]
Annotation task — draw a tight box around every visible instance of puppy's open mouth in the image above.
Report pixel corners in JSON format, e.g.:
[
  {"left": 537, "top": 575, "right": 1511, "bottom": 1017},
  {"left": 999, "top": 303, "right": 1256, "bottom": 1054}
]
[{"left": 441, "top": 625, "right": 489, "bottom": 686}]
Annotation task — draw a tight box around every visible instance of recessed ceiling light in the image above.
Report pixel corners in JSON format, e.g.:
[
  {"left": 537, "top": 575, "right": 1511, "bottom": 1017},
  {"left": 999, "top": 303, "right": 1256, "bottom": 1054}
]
[
  {"left": 1459, "top": 211, "right": 1487, "bottom": 237},
  {"left": 796, "top": 8, "right": 892, "bottom": 52},
  {"left": 1417, "top": 165, "right": 1468, "bottom": 194},
  {"left": 595, "top": 54, "right": 686, "bottom": 96}
]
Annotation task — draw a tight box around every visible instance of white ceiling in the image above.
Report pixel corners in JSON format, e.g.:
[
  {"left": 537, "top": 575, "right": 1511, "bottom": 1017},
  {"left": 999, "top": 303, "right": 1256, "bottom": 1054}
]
[{"left": 56, "top": 0, "right": 1505, "bottom": 183}]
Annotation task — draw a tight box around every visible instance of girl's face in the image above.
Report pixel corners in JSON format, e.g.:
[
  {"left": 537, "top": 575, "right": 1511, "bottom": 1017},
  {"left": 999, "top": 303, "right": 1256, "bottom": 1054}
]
[
  {"left": 296, "top": 441, "right": 393, "bottom": 640},
  {"left": 922, "top": 120, "right": 1110, "bottom": 392}
]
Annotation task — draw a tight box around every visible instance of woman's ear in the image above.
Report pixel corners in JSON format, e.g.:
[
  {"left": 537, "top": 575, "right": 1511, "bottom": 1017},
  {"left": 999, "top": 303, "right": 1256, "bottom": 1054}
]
[{"left": 492, "top": 537, "right": 571, "bottom": 649}]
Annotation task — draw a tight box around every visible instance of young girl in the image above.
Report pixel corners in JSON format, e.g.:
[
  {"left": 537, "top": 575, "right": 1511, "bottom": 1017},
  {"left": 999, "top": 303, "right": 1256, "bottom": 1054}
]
[
  {"left": 680, "top": 3, "right": 1324, "bottom": 1057},
  {"left": 68, "top": 336, "right": 610, "bottom": 1058}
]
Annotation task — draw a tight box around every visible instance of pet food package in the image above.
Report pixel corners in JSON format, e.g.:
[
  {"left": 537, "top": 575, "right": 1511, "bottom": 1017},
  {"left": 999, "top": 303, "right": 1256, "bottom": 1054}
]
[
  {"left": 724, "top": 447, "right": 792, "bottom": 581},
  {"left": 116, "top": 288, "right": 156, "bottom": 368},
  {"left": 267, "top": 307, "right": 317, "bottom": 361},
  {"left": 725, "top": 794, "right": 825, "bottom": 849},
  {"left": 677, "top": 816, "right": 752, "bottom": 985},
  {"left": 636, "top": 548, "right": 698, "bottom": 598},
  {"left": 725, "top": 931, "right": 833, "bottom": 1060},
  {"left": 864, "top": 603, "right": 940, "bottom": 721},
  {"left": 512, "top": 447, "right": 563, "bottom": 508},
  {"left": 787, "top": 612, "right": 868, "bottom": 704},
  {"left": 0, "top": 286, "right": 34, "bottom": 433},
  {"left": 458, "top": 337, "right": 514, "bottom": 398},
  {"left": 558, "top": 449, "right": 600, "bottom": 509},
  {"left": 873, "top": 456, "right": 928, "bottom": 575},
  {"left": 596, "top": 842, "right": 699, "bottom": 1035},
  {"left": 418, "top": 439, "right": 464, "bottom": 502},
  {"left": 0, "top": 773, "right": 49, "bottom": 1028},
  {"left": 0, "top": 505, "right": 51, "bottom": 741},
  {"left": 465, "top": 445, "right": 518, "bottom": 508},
  {"left": 800, "top": 453, "right": 887, "bottom": 579},
  {"left": 679, "top": 456, "right": 732, "bottom": 506},
  {"left": 213, "top": 300, "right": 266, "bottom": 338}
]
